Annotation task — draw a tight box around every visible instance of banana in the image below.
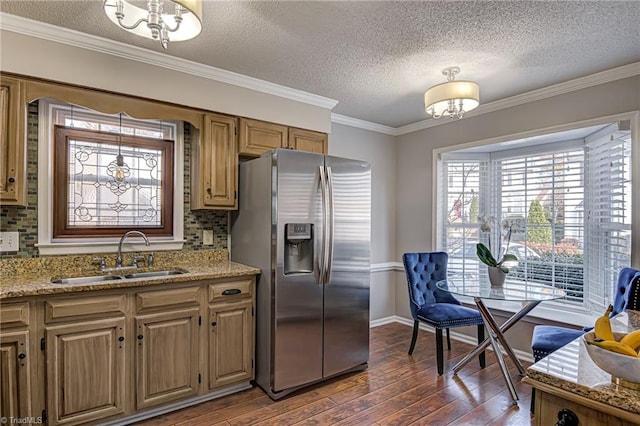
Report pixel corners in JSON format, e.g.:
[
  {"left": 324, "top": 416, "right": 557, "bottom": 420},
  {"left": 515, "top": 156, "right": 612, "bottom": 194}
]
[
  {"left": 619, "top": 329, "right": 640, "bottom": 351},
  {"left": 587, "top": 339, "right": 638, "bottom": 357},
  {"left": 594, "top": 304, "right": 615, "bottom": 341}
]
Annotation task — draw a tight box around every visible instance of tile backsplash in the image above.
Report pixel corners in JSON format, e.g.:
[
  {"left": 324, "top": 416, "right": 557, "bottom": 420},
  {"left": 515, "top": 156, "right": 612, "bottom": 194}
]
[{"left": 0, "top": 101, "right": 228, "bottom": 258}]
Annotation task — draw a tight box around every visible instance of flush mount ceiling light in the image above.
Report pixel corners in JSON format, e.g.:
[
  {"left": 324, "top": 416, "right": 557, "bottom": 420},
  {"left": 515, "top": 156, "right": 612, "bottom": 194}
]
[
  {"left": 424, "top": 66, "right": 480, "bottom": 120},
  {"left": 104, "top": 0, "right": 203, "bottom": 49}
]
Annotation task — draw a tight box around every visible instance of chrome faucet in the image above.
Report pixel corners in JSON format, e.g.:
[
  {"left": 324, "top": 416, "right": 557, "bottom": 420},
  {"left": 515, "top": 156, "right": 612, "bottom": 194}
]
[{"left": 116, "top": 230, "right": 150, "bottom": 268}]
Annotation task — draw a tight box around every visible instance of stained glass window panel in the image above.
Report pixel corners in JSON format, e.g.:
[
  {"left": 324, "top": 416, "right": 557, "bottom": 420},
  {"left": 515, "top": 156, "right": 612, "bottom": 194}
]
[{"left": 66, "top": 139, "right": 163, "bottom": 227}]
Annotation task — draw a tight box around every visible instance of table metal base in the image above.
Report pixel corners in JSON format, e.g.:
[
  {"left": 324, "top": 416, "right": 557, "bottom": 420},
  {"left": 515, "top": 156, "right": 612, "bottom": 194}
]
[{"left": 451, "top": 298, "right": 542, "bottom": 405}]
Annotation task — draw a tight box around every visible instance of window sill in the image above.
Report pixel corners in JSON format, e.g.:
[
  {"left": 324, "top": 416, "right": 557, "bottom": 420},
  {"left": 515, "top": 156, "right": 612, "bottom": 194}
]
[
  {"left": 456, "top": 295, "right": 598, "bottom": 328},
  {"left": 36, "top": 239, "right": 185, "bottom": 256}
]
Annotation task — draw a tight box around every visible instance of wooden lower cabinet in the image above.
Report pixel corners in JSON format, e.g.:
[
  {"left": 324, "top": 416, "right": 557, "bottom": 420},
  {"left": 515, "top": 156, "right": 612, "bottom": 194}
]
[
  {"left": 0, "top": 330, "right": 31, "bottom": 418},
  {"left": 528, "top": 380, "right": 640, "bottom": 426},
  {"left": 135, "top": 308, "right": 200, "bottom": 410},
  {"left": 0, "top": 276, "right": 255, "bottom": 424},
  {"left": 208, "top": 300, "right": 253, "bottom": 389},
  {"left": 45, "top": 317, "right": 126, "bottom": 425}
]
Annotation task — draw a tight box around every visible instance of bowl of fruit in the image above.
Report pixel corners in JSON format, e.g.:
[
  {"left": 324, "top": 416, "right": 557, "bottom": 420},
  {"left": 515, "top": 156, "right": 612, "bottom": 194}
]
[{"left": 583, "top": 305, "right": 640, "bottom": 387}]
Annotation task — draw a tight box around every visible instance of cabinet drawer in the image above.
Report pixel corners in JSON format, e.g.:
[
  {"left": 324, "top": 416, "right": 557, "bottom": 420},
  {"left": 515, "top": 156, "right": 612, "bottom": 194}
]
[
  {"left": 0, "top": 301, "right": 30, "bottom": 327},
  {"left": 45, "top": 294, "right": 126, "bottom": 323},
  {"left": 209, "top": 279, "right": 253, "bottom": 303},
  {"left": 136, "top": 286, "right": 200, "bottom": 313}
]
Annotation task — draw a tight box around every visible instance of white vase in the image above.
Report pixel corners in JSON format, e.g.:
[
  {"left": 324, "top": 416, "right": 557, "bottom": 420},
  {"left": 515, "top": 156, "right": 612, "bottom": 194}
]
[{"left": 488, "top": 266, "right": 506, "bottom": 288}]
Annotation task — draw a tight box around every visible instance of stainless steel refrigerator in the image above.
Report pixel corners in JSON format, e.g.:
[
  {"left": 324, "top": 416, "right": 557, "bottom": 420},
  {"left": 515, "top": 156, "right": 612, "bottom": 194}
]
[{"left": 231, "top": 148, "right": 371, "bottom": 399}]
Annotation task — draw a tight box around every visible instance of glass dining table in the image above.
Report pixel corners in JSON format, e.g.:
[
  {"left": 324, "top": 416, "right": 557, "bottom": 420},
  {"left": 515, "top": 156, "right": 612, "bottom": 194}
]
[{"left": 436, "top": 278, "right": 566, "bottom": 405}]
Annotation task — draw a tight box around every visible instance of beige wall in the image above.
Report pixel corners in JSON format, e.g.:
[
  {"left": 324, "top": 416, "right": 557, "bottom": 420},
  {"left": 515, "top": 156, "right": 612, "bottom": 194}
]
[
  {"left": 394, "top": 75, "right": 640, "bottom": 353},
  {"left": 329, "top": 122, "right": 397, "bottom": 320},
  {"left": 0, "top": 30, "right": 332, "bottom": 133}
]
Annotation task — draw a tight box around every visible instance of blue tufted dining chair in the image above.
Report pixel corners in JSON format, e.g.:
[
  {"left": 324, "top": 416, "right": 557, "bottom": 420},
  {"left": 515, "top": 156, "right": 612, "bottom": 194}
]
[
  {"left": 530, "top": 267, "right": 640, "bottom": 412},
  {"left": 403, "top": 252, "right": 486, "bottom": 375},
  {"left": 531, "top": 267, "right": 640, "bottom": 363}
]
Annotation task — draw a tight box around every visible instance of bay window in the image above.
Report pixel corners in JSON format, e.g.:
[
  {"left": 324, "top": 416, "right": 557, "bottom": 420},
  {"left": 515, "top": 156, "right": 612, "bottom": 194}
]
[{"left": 437, "top": 121, "right": 632, "bottom": 312}]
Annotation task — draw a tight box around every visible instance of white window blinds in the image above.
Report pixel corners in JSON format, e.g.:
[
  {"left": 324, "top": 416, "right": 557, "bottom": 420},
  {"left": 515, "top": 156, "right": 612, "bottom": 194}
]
[
  {"left": 437, "top": 122, "right": 632, "bottom": 312},
  {"left": 437, "top": 159, "right": 488, "bottom": 280},
  {"left": 584, "top": 124, "right": 632, "bottom": 310},
  {"left": 495, "top": 149, "right": 585, "bottom": 303}
]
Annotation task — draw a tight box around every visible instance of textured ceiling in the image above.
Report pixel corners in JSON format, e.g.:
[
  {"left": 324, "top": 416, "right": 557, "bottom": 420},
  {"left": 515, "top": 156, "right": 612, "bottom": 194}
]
[{"left": 1, "top": 1, "right": 639, "bottom": 127}]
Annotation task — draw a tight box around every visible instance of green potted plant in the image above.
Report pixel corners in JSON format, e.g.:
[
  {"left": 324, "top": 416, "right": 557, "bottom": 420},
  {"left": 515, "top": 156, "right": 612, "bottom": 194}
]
[{"left": 476, "top": 216, "right": 523, "bottom": 287}]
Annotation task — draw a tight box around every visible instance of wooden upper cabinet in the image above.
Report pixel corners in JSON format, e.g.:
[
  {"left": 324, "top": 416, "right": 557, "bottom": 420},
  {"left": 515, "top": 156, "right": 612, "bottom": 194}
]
[
  {"left": 238, "top": 118, "right": 288, "bottom": 157},
  {"left": 288, "top": 127, "right": 328, "bottom": 154},
  {"left": 192, "top": 113, "right": 238, "bottom": 210},
  {"left": 0, "top": 76, "right": 27, "bottom": 206}
]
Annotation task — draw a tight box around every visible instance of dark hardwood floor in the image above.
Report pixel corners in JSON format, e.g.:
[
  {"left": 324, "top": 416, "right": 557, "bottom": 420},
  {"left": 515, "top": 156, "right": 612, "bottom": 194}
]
[{"left": 136, "top": 323, "right": 534, "bottom": 426}]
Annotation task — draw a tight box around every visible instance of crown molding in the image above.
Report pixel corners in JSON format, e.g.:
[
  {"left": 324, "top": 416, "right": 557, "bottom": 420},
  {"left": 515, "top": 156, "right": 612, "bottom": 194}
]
[
  {"left": 331, "top": 113, "right": 398, "bottom": 136},
  {"left": 3, "top": 13, "right": 637, "bottom": 134},
  {"left": 396, "top": 62, "right": 640, "bottom": 136},
  {"left": 0, "top": 13, "right": 339, "bottom": 110}
]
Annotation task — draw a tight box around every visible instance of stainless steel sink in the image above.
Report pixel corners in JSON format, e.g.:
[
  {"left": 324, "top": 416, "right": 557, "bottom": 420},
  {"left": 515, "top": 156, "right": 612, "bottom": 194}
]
[
  {"left": 123, "top": 268, "right": 189, "bottom": 279},
  {"left": 51, "top": 275, "right": 123, "bottom": 285},
  {"left": 50, "top": 268, "right": 189, "bottom": 284}
]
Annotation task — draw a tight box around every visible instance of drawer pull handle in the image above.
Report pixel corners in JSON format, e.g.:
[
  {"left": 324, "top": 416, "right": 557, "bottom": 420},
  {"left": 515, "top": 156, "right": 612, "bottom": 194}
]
[
  {"left": 222, "top": 289, "right": 241, "bottom": 296},
  {"left": 555, "top": 409, "right": 578, "bottom": 426}
]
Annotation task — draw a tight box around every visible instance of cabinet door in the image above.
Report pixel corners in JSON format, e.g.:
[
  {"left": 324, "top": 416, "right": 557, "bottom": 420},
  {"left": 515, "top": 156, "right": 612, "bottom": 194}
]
[
  {"left": 238, "top": 118, "right": 288, "bottom": 157},
  {"left": 0, "top": 76, "right": 26, "bottom": 206},
  {"left": 208, "top": 300, "right": 253, "bottom": 389},
  {"left": 136, "top": 308, "right": 200, "bottom": 410},
  {"left": 46, "top": 318, "right": 126, "bottom": 425},
  {"left": 0, "top": 330, "right": 31, "bottom": 418},
  {"left": 193, "top": 113, "right": 237, "bottom": 210},
  {"left": 288, "top": 127, "right": 328, "bottom": 154}
]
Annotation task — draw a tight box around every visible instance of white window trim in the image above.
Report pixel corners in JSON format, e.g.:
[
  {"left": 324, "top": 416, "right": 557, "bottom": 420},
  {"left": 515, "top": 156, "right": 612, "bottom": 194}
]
[
  {"left": 432, "top": 111, "right": 640, "bottom": 323},
  {"left": 37, "top": 99, "right": 185, "bottom": 255}
]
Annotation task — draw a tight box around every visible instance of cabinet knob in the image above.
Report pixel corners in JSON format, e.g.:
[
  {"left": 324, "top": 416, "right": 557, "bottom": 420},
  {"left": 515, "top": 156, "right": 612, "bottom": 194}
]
[
  {"left": 8, "top": 177, "right": 15, "bottom": 183},
  {"left": 118, "top": 336, "right": 125, "bottom": 342},
  {"left": 211, "top": 321, "right": 217, "bottom": 327},
  {"left": 18, "top": 353, "right": 26, "bottom": 359},
  {"left": 555, "top": 409, "right": 579, "bottom": 426},
  {"left": 137, "top": 334, "right": 144, "bottom": 340}
]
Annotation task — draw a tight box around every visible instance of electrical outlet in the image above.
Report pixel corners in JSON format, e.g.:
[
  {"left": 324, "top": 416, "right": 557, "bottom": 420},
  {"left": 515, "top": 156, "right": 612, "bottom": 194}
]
[
  {"left": 203, "top": 229, "right": 214, "bottom": 245},
  {"left": 0, "top": 231, "right": 20, "bottom": 252}
]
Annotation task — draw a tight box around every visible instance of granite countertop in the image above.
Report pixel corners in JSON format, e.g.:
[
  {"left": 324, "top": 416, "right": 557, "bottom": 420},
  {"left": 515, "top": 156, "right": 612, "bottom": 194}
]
[
  {"left": 526, "top": 310, "right": 640, "bottom": 415},
  {"left": 0, "top": 249, "right": 261, "bottom": 299}
]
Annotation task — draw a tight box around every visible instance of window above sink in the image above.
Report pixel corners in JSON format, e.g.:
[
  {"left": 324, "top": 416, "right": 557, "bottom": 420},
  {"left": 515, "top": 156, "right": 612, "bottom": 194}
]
[{"left": 36, "top": 99, "right": 186, "bottom": 255}]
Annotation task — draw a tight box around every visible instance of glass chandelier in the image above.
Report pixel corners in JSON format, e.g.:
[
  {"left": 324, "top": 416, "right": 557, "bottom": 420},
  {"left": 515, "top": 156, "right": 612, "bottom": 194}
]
[{"left": 104, "top": 0, "right": 203, "bottom": 49}]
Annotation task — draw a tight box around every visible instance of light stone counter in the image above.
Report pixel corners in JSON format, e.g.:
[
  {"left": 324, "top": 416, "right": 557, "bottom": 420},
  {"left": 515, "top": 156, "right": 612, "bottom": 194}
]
[
  {"left": 0, "top": 249, "right": 261, "bottom": 299},
  {"left": 526, "top": 310, "right": 640, "bottom": 417}
]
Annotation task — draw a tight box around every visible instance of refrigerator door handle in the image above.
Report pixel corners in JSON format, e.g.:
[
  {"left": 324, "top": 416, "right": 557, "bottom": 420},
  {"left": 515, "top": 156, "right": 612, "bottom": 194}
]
[
  {"left": 318, "top": 165, "right": 328, "bottom": 285},
  {"left": 325, "top": 166, "right": 335, "bottom": 285}
]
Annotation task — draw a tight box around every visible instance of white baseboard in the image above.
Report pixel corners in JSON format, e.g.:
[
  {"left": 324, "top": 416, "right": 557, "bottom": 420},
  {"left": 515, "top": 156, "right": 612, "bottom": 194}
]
[{"left": 370, "top": 315, "right": 534, "bottom": 364}]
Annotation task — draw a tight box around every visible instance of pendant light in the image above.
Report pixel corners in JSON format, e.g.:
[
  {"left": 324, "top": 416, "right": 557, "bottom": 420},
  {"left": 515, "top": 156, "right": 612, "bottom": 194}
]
[{"left": 114, "top": 113, "right": 127, "bottom": 183}]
